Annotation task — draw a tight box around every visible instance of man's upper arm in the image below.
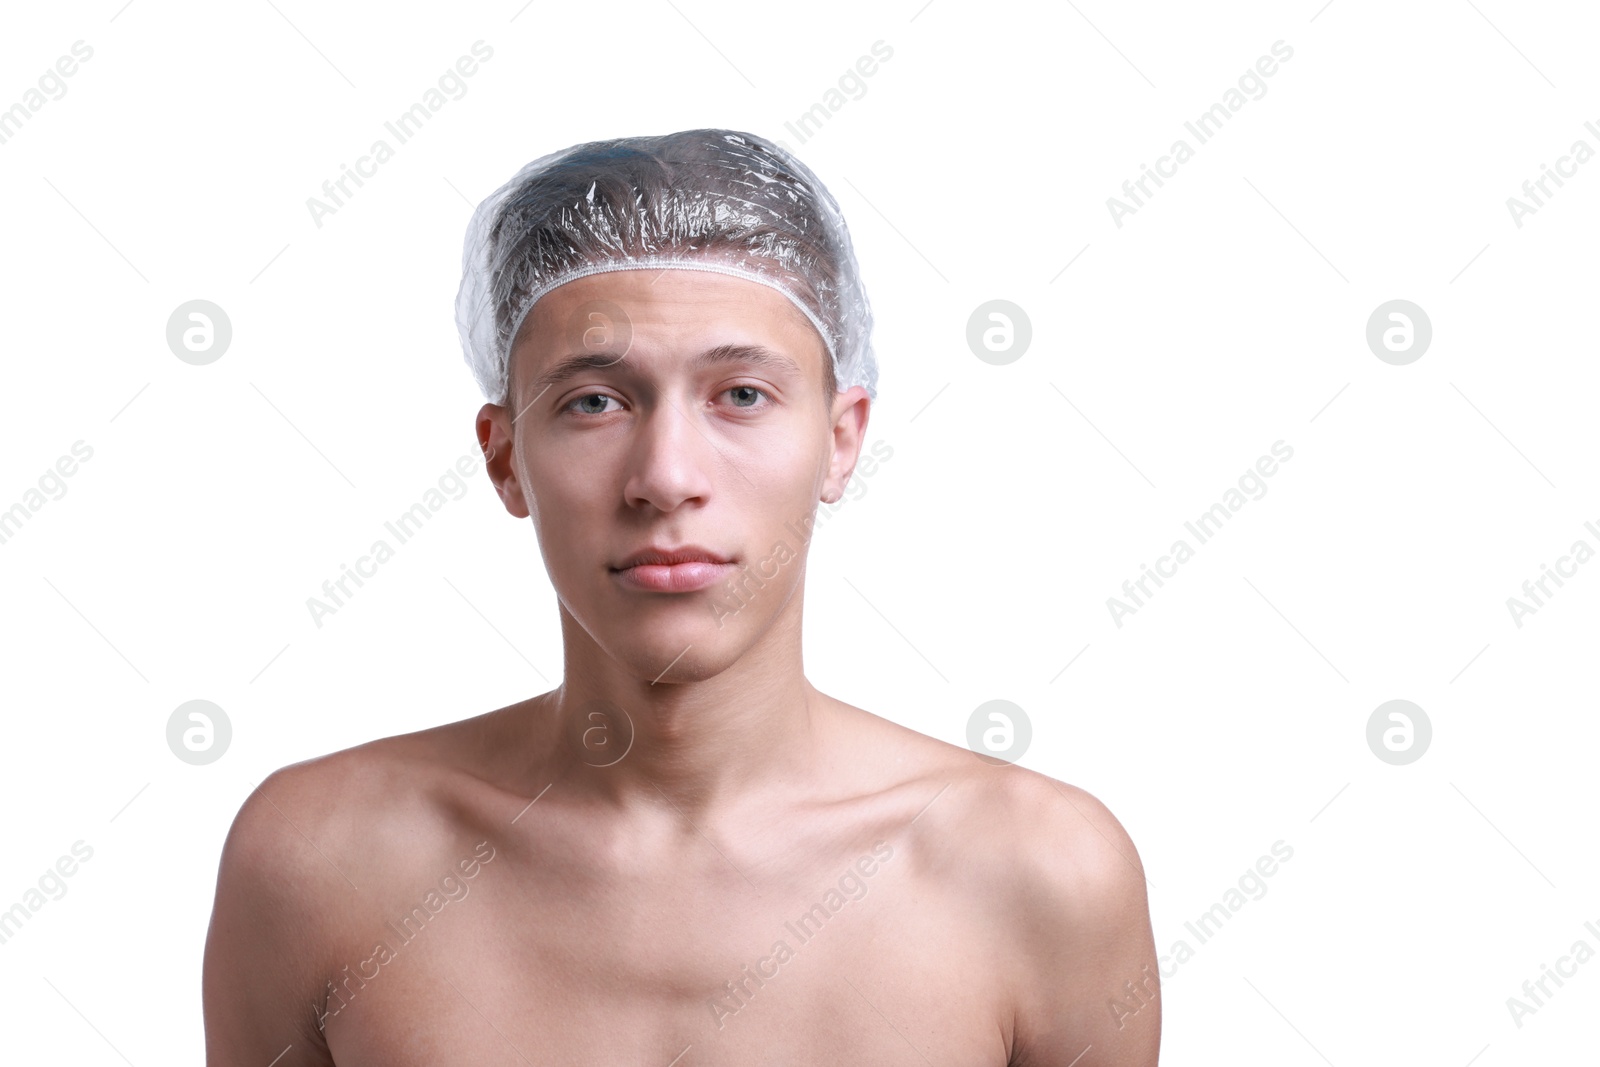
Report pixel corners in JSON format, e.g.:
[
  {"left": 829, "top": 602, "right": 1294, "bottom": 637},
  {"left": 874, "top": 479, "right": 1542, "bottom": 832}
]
[
  {"left": 1008, "top": 779, "right": 1161, "bottom": 1067},
  {"left": 203, "top": 769, "right": 338, "bottom": 1066}
]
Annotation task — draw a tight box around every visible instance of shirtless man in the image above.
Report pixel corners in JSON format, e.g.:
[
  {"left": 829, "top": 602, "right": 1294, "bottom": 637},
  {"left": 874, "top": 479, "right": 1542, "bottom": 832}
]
[{"left": 202, "top": 130, "right": 1161, "bottom": 1065}]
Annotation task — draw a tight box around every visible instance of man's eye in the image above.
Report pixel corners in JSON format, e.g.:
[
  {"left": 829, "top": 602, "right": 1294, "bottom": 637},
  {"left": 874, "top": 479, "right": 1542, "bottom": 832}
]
[
  {"left": 569, "top": 394, "right": 618, "bottom": 415},
  {"left": 726, "top": 385, "right": 767, "bottom": 408}
]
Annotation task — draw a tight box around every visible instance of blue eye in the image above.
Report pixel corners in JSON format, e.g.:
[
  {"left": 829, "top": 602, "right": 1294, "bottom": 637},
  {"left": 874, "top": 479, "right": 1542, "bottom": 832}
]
[
  {"left": 569, "top": 394, "right": 619, "bottom": 415},
  {"left": 727, "top": 385, "right": 767, "bottom": 408}
]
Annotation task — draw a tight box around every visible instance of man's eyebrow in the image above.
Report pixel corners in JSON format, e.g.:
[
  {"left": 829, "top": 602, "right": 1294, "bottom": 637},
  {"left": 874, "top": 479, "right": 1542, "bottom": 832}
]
[
  {"left": 530, "top": 344, "right": 803, "bottom": 391},
  {"left": 697, "top": 344, "right": 803, "bottom": 376}
]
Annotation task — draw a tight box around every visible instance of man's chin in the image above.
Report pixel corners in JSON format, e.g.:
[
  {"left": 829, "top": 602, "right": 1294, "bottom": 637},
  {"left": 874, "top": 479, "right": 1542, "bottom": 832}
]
[
  {"left": 608, "top": 634, "right": 742, "bottom": 686},
  {"left": 579, "top": 611, "right": 750, "bottom": 685},
  {"left": 558, "top": 578, "right": 790, "bottom": 683}
]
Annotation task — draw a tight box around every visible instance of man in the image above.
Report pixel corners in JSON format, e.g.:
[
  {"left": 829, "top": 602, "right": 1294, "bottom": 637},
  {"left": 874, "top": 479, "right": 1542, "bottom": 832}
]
[{"left": 203, "top": 129, "right": 1160, "bottom": 1065}]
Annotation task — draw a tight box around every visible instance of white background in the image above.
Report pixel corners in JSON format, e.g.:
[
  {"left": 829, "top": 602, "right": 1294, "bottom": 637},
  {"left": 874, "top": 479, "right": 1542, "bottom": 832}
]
[{"left": 1, "top": 0, "right": 1597, "bottom": 1062}]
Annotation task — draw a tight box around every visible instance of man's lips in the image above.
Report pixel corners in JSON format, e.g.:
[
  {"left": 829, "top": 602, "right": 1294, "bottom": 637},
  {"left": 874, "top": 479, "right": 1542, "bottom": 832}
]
[{"left": 610, "top": 545, "right": 735, "bottom": 593}]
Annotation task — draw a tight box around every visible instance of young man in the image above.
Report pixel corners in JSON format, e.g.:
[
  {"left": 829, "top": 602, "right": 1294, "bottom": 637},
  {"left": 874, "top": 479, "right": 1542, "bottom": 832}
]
[{"left": 203, "top": 130, "right": 1161, "bottom": 1065}]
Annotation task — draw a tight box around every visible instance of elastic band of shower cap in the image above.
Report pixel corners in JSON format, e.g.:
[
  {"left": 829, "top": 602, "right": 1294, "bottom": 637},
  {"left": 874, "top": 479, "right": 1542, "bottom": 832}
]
[
  {"left": 453, "top": 129, "right": 878, "bottom": 408},
  {"left": 501, "top": 257, "right": 842, "bottom": 381}
]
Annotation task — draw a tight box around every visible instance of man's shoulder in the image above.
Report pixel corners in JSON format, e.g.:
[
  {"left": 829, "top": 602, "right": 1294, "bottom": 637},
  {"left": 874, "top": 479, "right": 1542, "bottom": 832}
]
[
  {"left": 204, "top": 712, "right": 518, "bottom": 1053},
  {"left": 903, "top": 754, "right": 1144, "bottom": 904},
  {"left": 232, "top": 730, "right": 433, "bottom": 842},
  {"left": 831, "top": 709, "right": 1136, "bottom": 914},
  {"left": 217, "top": 710, "right": 511, "bottom": 908},
  {"left": 983, "top": 768, "right": 1147, "bottom": 919},
  {"left": 839, "top": 701, "right": 1145, "bottom": 895},
  {"left": 881, "top": 750, "right": 1157, "bottom": 1060}
]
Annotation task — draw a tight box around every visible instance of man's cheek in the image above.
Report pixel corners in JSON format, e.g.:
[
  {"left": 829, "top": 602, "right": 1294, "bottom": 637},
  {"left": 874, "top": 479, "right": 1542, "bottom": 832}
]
[{"left": 528, "top": 471, "right": 595, "bottom": 524}]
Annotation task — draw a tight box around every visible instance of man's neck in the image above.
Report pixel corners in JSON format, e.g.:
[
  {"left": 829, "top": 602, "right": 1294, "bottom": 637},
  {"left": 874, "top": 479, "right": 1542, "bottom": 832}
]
[{"left": 538, "top": 599, "right": 829, "bottom": 820}]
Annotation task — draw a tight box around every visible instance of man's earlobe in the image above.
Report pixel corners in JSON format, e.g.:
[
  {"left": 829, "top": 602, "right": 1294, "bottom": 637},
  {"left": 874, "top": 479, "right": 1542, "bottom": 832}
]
[{"left": 476, "top": 404, "right": 530, "bottom": 518}]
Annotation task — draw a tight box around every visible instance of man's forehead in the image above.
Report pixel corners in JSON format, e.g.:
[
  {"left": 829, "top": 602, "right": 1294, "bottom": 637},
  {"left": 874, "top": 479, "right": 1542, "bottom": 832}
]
[
  {"left": 514, "top": 270, "right": 826, "bottom": 383},
  {"left": 527, "top": 344, "right": 805, "bottom": 393}
]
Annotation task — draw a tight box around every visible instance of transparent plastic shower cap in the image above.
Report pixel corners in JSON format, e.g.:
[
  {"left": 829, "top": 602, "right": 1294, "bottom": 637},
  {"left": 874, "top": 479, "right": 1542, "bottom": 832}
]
[{"left": 454, "top": 129, "right": 878, "bottom": 406}]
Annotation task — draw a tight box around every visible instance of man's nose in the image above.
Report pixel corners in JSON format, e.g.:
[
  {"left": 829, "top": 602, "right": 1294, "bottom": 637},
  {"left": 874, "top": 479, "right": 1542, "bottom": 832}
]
[{"left": 620, "top": 398, "right": 718, "bottom": 512}]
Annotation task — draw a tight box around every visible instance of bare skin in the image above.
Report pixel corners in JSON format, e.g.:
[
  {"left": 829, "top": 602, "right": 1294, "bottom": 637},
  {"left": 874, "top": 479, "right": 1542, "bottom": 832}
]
[{"left": 203, "top": 270, "right": 1161, "bottom": 1065}]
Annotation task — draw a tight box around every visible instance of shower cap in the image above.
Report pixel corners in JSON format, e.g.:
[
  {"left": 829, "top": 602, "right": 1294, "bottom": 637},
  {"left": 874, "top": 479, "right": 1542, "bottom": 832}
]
[{"left": 454, "top": 128, "right": 877, "bottom": 406}]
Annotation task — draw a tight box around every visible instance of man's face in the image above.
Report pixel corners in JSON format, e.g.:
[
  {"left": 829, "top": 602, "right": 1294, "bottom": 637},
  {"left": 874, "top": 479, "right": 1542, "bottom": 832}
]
[{"left": 477, "top": 269, "right": 869, "bottom": 683}]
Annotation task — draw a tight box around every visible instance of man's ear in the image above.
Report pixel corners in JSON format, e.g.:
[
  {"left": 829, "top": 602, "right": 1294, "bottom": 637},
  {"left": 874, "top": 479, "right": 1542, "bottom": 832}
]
[
  {"left": 476, "top": 403, "right": 530, "bottom": 519},
  {"left": 821, "top": 386, "right": 871, "bottom": 503}
]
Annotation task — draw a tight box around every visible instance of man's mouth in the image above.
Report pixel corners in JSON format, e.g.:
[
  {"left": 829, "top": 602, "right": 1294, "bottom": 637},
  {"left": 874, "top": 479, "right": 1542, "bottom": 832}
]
[{"left": 610, "top": 545, "right": 737, "bottom": 593}]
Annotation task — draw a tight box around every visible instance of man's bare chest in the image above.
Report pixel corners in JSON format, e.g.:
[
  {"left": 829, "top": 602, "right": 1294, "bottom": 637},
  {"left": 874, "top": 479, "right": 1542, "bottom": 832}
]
[{"left": 319, "top": 837, "right": 1013, "bottom": 1065}]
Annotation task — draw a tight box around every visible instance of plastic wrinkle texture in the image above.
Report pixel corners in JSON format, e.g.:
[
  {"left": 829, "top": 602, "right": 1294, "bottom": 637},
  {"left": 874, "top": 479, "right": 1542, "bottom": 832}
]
[{"left": 454, "top": 129, "right": 877, "bottom": 406}]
